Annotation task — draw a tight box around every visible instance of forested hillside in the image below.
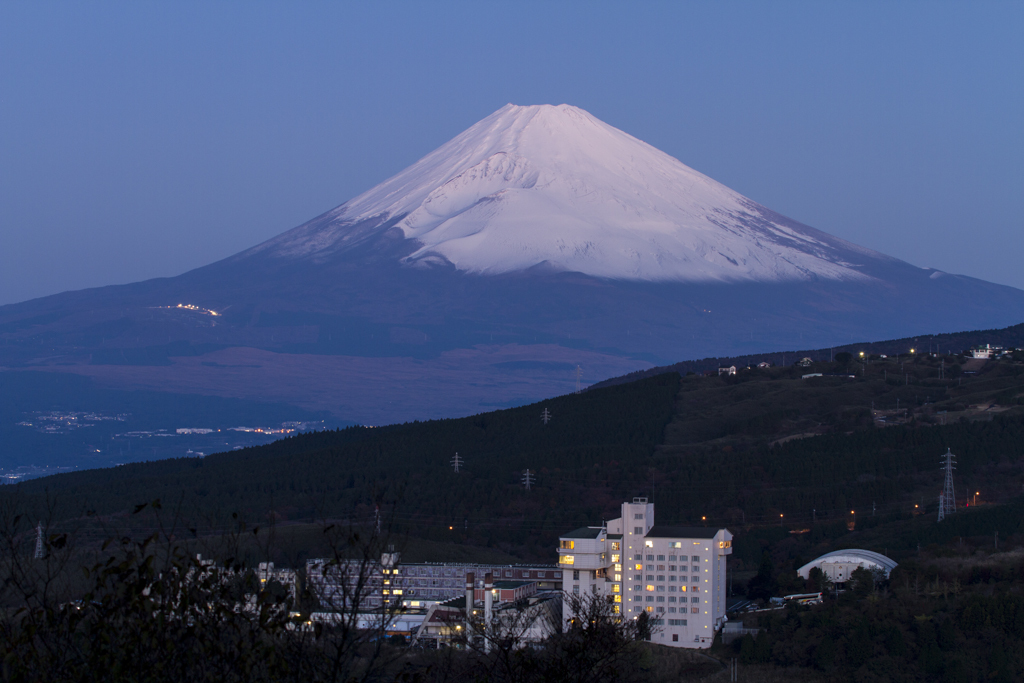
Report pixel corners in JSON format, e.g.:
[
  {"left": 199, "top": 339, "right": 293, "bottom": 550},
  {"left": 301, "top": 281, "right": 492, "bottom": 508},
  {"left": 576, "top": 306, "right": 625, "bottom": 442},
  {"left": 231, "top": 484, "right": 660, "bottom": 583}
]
[
  {"left": 593, "top": 321, "right": 1024, "bottom": 388},
  {"left": 6, "top": 351, "right": 1024, "bottom": 564}
]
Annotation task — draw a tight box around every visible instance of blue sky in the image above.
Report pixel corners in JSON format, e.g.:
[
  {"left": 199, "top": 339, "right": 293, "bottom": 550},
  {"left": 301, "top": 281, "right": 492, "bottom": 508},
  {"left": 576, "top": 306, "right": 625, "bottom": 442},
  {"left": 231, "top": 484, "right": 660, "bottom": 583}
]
[{"left": 1, "top": 1, "right": 1022, "bottom": 305}]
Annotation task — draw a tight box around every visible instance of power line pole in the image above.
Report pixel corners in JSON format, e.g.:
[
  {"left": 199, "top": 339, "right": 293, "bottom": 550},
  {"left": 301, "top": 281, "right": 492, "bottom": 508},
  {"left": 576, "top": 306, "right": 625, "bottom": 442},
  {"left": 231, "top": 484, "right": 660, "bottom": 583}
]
[
  {"left": 34, "top": 522, "right": 43, "bottom": 560},
  {"left": 522, "top": 469, "right": 535, "bottom": 492},
  {"left": 540, "top": 408, "right": 551, "bottom": 425},
  {"left": 450, "top": 452, "right": 463, "bottom": 473},
  {"left": 938, "top": 448, "right": 957, "bottom": 521},
  {"left": 575, "top": 365, "right": 582, "bottom": 394}
]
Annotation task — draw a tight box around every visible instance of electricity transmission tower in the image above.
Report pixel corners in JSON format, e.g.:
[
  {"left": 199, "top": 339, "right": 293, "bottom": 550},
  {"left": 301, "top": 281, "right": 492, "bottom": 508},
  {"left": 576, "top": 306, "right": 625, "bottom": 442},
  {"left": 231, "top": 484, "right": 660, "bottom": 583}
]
[
  {"left": 450, "top": 452, "right": 463, "bottom": 473},
  {"left": 522, "top": 469, "right": 535, "bottom": 491},
  {"left": 540, "top": 408, "right": 551, "bottom": 425},
  {"left": 34, "top": 522, "right": 44, "bottom": 560},
  {"left": 938, "top": 448, "right": 957, "bottom": 521}
]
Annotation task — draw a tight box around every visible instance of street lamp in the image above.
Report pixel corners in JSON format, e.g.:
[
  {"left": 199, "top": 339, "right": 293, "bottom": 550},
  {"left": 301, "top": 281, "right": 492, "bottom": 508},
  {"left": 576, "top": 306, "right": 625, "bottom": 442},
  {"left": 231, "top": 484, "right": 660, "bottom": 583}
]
[{"left": 974, "top": 491, "right": 979, "bottom": 506}]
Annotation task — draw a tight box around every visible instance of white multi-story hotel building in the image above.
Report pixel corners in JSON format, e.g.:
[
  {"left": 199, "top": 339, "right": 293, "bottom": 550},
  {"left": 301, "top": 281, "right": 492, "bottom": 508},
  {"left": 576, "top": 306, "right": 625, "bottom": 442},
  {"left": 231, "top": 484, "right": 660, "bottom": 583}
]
[{"left": 557, "top": 498, "right": 732, "bottom": 648}]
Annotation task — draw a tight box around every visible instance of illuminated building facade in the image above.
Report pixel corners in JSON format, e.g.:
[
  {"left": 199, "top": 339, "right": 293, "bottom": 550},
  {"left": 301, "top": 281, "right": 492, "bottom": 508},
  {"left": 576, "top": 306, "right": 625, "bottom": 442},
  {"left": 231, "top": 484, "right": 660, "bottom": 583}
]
[{"left": 557, "top": 498, "right": 732, "bottom": 648}]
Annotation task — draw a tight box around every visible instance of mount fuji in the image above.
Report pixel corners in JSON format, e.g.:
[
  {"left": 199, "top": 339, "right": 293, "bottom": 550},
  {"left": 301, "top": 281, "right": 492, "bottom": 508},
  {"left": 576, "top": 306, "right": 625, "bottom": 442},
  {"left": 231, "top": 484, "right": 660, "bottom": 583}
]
[
  {"left": 243, "top": 104, "right": 882, "bottom": 284},
  {"left": 3, "top": 103, "right": 1023, "bottom": 435}
]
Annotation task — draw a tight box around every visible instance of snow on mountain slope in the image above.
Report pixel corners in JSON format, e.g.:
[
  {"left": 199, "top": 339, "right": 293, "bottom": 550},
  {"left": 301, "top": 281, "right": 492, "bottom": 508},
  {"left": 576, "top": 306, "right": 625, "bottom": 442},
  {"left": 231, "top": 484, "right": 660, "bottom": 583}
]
[{"left": 245, "top": 104, "right": 894, "bottom": 283}]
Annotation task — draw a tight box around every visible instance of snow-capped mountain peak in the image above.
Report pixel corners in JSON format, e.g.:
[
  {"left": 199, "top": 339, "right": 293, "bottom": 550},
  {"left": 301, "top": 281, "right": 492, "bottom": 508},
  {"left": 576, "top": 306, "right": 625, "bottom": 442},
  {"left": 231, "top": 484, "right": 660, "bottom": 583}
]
[{"left": 246, "top": 103, "right": 890, "bottom": 283}]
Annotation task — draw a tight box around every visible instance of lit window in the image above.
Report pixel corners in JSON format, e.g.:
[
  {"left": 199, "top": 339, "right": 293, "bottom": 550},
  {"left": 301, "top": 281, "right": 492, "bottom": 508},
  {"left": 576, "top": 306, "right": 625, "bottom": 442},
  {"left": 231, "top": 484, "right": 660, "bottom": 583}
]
[
  {"left": 611, "top": 542, "right": 620, "bottom": 551},
  {"left": 692, "top": 607, "right": 699, "bottom": 614},
  {"left": 560, "top": 540, "right": 574, "bottom": 550},
  {"left": 561, "top": 555, "right": 574, "bottom": 565},
  {"left": 646, "top": 585, "right": 654, "bottom": 592},
  {"left": 614, "top": 595, "right": 621, "bottom": 603},
  {"left": 611, "top": 554, "right": 620, "bottom": 563},
  {"left": 612, "top": 583, "right": 620, "bottom": 593},
  {"left": 646, "top": 606, "right": 653, "bottom": 613},
  {"left": 644, "top": 541, "right": 653, "bottom": 548},
  {"left": 614, "top": 574, "right": 621, "bottom": 582},
  {"left": 635, "top": 564, "right": 643, "bottom": 571},
  {"left": 669, "top": 542, "right": 681, "bottom": 549}
]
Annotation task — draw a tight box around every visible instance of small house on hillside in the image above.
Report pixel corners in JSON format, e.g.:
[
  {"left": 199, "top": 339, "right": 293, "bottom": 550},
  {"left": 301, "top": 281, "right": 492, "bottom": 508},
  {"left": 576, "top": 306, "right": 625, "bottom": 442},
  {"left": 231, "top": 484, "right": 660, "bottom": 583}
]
[
  {"left": 971, "top": 344, "right": 1003, "bottom": 359},
  {"left": 757, "top": 362, "right": 771, "bottom": 369},
  {"left": 718, "top": 366, "right": 736, "bottom": 376},
  {"left": 797, "top": 357, "right": 813, "bottom": 368}
]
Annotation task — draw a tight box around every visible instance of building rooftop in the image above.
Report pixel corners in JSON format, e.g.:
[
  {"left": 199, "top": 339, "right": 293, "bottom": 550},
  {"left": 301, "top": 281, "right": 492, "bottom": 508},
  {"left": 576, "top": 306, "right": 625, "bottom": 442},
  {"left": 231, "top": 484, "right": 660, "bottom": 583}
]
[
  {"left": 560, "top": 526, "right": 605, "bottom": 539},
  {"left": 645, "top": 526, "right": 723, "bottom": 539}
]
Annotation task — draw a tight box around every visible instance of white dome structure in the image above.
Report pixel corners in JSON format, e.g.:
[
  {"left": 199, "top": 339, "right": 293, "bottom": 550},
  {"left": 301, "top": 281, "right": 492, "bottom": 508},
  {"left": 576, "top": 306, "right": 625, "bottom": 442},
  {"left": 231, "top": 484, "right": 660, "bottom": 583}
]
[{"left": 797, "top": 549, "right": 897, "bottom": 583}]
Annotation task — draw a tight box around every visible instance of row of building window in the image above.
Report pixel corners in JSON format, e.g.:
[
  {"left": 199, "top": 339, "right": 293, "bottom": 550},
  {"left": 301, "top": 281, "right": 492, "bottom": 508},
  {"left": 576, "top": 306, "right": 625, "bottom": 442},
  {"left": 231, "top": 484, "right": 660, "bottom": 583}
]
[
  {"left": 634, "top": 555, "right": 702, "bottom": 564},
  {"left": 643, "top": 596, "right": 701, "bottom": 603},
  {"left": 643, "top": 607, "right": 701, "bottom": 614},
  {"left": 391, "top": 567, "right": 559, "bottom": 579},
  {"left": 632, "top": 582, "right": 698, "bottom": 593}
]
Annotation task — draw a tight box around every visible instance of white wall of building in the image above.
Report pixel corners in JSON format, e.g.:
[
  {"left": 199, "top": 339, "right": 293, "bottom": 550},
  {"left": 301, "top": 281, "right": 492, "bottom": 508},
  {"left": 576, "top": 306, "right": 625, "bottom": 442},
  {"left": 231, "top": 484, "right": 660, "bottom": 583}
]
[{"left": 558, "top": 498, "right": 731, "bottom": 649}]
